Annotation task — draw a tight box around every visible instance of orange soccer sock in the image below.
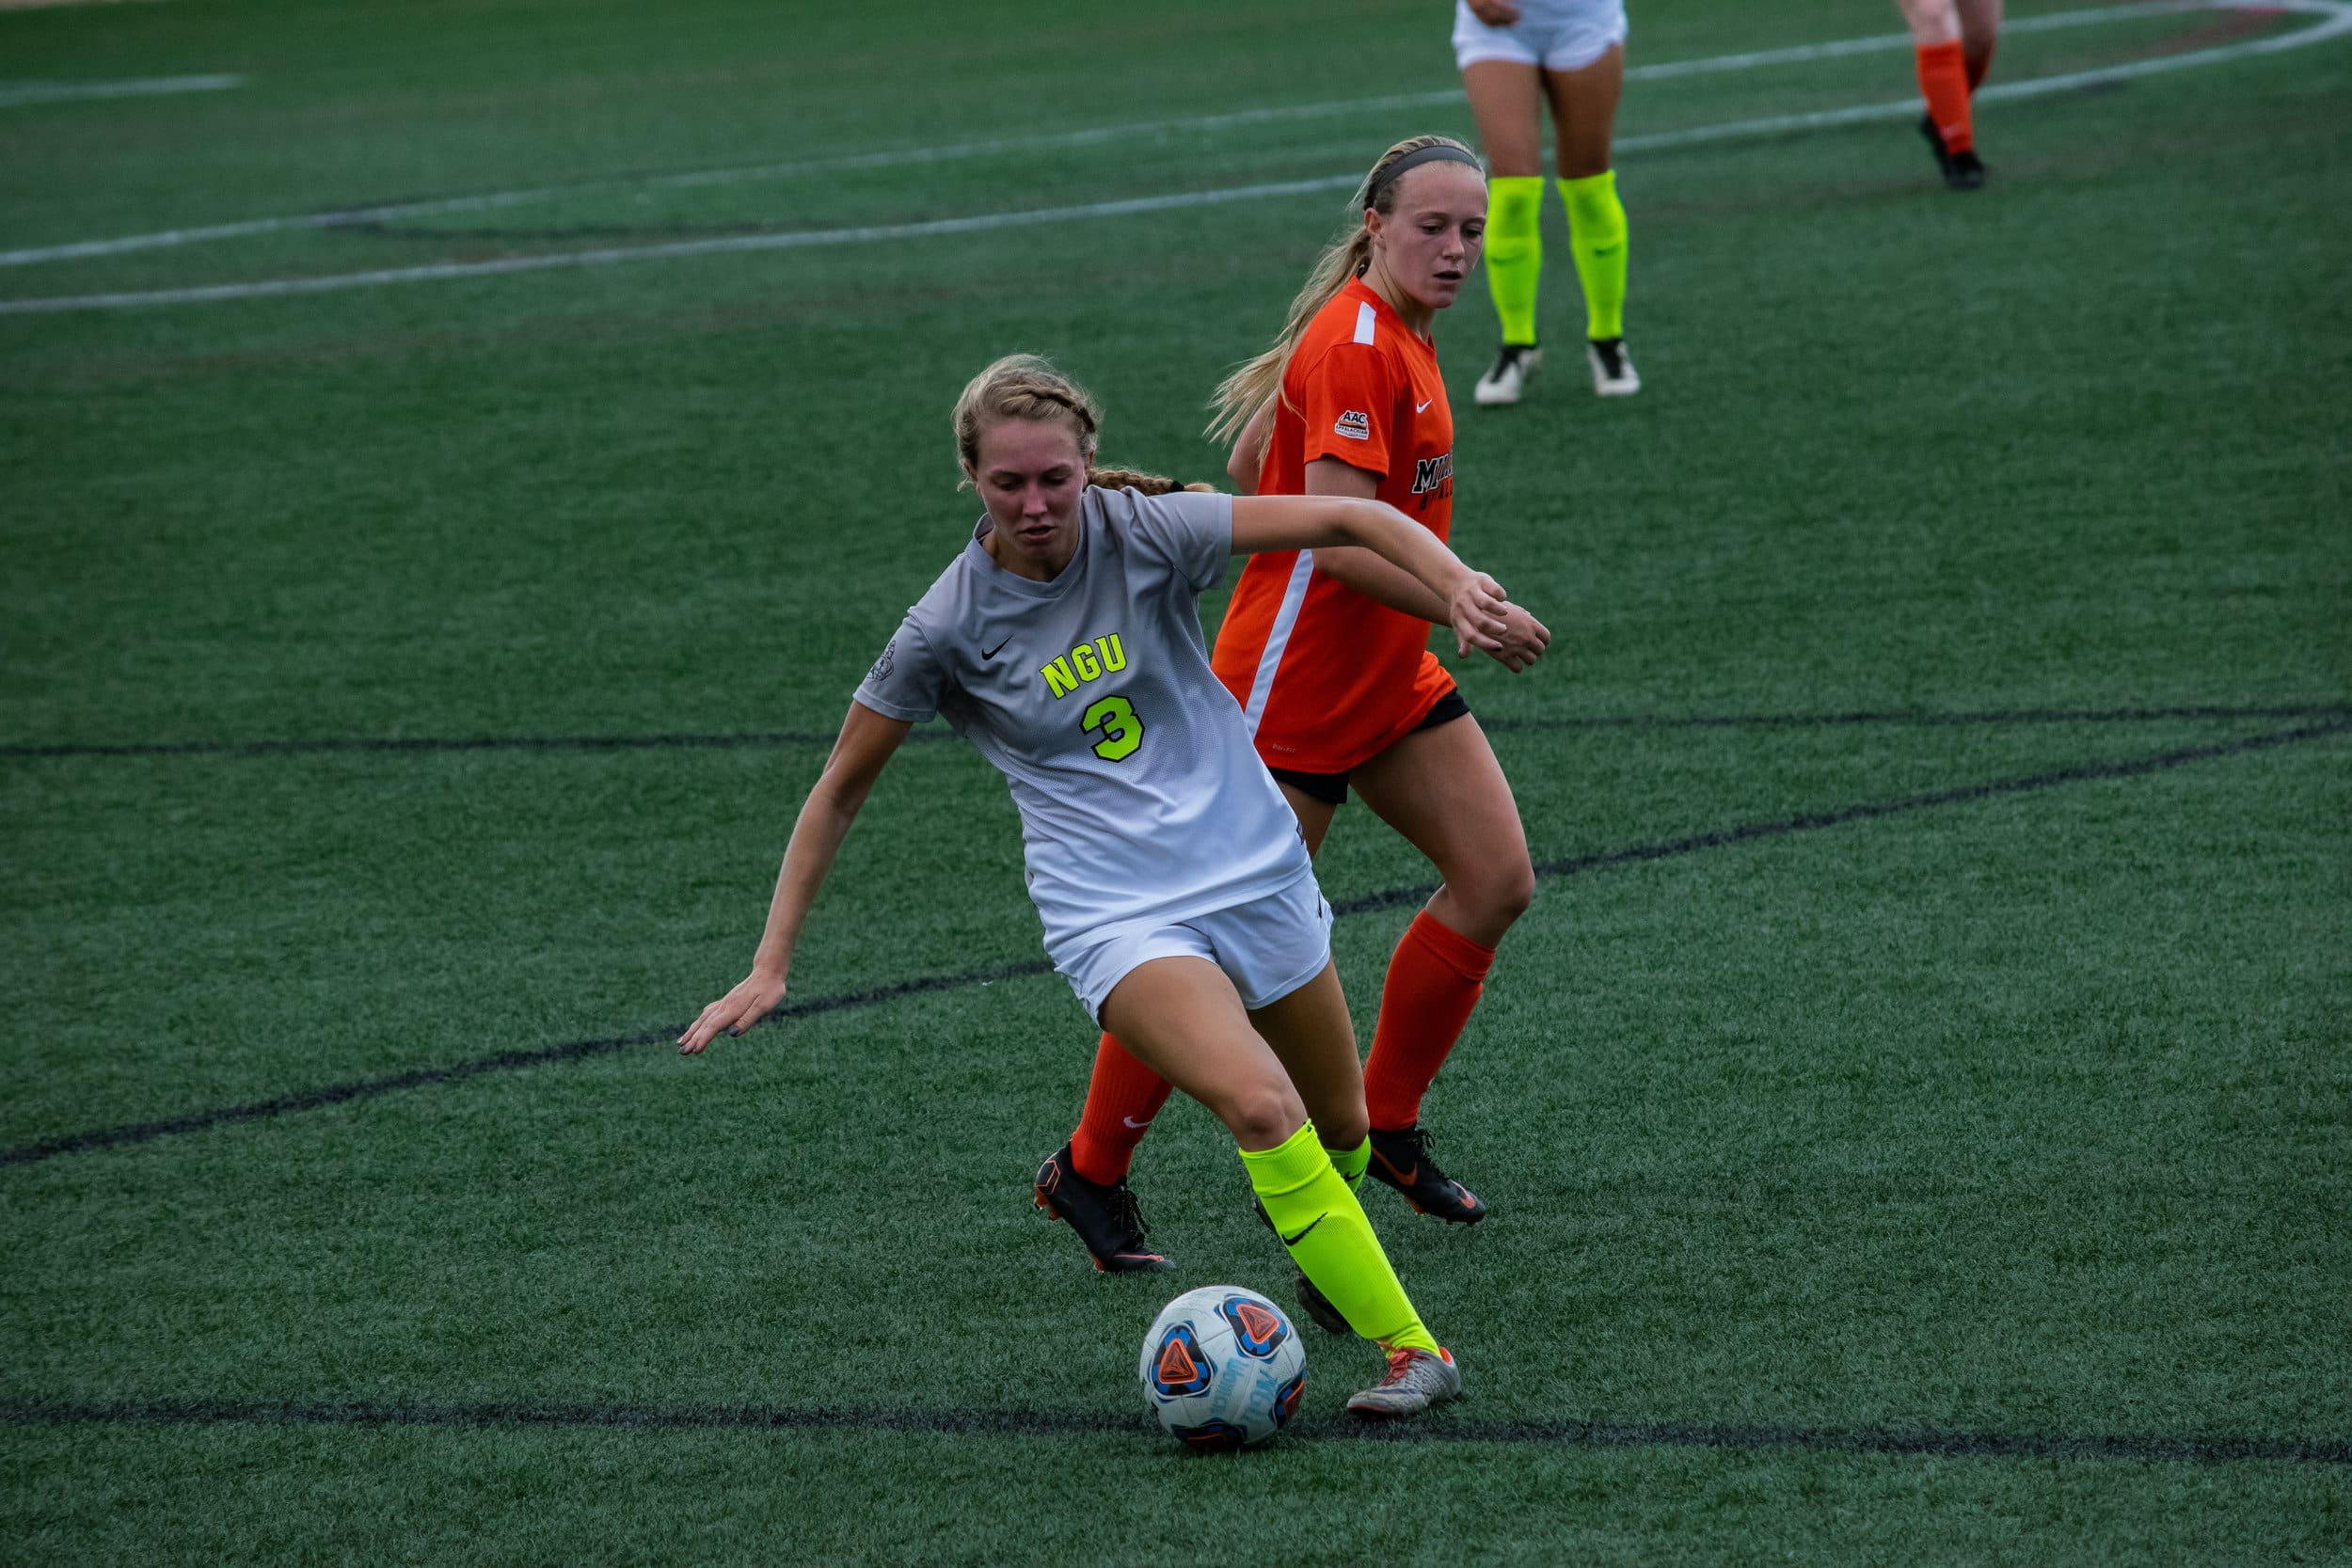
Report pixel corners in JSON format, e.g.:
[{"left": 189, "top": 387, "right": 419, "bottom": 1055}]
[
  {"left": 1362, "top": 911, "right": 1497, "bottom": 1132},
  {"left": 1915, "top": 40, "right": 1975, "bottom": 153},
  {"left": 1965, "top": 39, "right": 1996, "bottom": 93},
  {"left": 1069, "top": 1032, "right": 1174, "bottom": 1185}
]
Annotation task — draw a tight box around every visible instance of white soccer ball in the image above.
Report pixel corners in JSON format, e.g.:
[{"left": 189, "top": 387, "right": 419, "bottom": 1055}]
[{"left": 1136, "top": 1284, "right": 1307, "bottom": 1449}]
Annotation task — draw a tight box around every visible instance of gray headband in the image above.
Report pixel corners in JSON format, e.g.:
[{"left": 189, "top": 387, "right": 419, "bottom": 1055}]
[{"left": 1360, "top": 143, "right": 1484, "bottom": 209}]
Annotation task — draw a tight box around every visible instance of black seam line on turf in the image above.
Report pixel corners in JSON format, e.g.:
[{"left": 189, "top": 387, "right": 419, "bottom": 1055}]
[
  {"left": 1331, "top": 716, "right": 2352, "bottom": 917},
  {"left": 0, "top": 959, "right": 1053, "bottom": 1171},
  {"left": 4, "top": 717, "right": 2344, "bottom": 1173},
  {"left": 0, "top": 1397, "right": 2344, "bottom": 1468},
  {"left": 4, "top": 702, "right": 2346, "bottom": 763}
]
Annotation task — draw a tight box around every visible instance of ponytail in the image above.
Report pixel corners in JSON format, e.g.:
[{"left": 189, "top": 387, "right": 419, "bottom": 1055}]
[
  {"left": 1205, "top": 135, "right": 1479, "bottom": 446},
  {"left": 1085, "top": 467, "right": 1214, "bottom": 496}
]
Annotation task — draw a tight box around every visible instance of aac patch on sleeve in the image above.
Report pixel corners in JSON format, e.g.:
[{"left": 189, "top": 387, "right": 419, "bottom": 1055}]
[{"left": 1333, "top": 410, "right": 1371, "bottom": 441}]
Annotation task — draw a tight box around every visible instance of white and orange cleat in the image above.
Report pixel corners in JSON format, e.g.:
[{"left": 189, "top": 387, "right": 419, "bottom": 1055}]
[{"left": 1345, "top": 1346, "right": 1463, "bottom": 1420}]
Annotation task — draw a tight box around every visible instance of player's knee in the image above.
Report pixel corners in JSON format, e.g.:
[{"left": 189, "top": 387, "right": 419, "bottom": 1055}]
[
  {"left": 1478, "top": 857, "right": 1537, "bottom": 929},
  {"left": 1482, "top": 136, "right": 1545, "bottom": 182},
  {"left": 1557, "top": 142, "right": 1613, "bottom": 182},
  {"left": 1898, "top": 0, "right": 1961, "bottom": 44},
  {"left": 1221, "top": 1083, "right": 1308, "bottom": 1149},
  {"left": 1318, "top": 1106, "right": 1370, "bottom": 1153}
]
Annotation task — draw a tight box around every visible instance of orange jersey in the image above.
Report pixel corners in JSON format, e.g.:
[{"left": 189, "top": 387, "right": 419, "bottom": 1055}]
[{"left": 1212, "top": 277, "right": 1457, "bottom": 774}]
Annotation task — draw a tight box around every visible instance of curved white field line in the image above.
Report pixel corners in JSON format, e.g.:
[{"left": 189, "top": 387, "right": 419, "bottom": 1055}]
[
  {"left": 0, "top": 0, "right": 2342, "bottom": 316},
  {"left": 0, "top": 0, "right": 2247, "bottom": 272},
  {"left": 0, "top": 73, "right": 241, "bottom": 108}
]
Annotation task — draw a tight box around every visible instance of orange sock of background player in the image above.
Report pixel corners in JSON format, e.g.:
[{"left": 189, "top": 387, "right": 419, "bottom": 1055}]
[
  {"left": 1361, "top": 911, "right": 1497, "bottom": 1132},
  {"left": 1915, "top": 40, "right": 1975, "bottom": 152},
  {"left": 1070, "top": 1033, "right": 1173, "bottom": 1185},
  {"left": 1965, "top": 40, "right": 1996, "bottom": 92}
]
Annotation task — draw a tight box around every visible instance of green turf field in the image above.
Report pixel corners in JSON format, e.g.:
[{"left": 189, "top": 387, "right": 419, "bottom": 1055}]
[{"left": 4, "top": 0, "right": 2349, "bottom": 1560}]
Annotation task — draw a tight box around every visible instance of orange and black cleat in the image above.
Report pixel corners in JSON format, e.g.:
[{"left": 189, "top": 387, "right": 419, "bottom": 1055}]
[
  {"left": 1033, "top": 1143, "right": 1174, "bottom": 1273},
  {"left": 1366, "top": 1125, "right": 1487, "bottom": 1225}
]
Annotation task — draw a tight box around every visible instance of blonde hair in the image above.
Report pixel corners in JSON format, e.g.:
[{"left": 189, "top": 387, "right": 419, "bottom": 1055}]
[
  {"left": 1205, "top": 135, "right": 1480, "bottom": 446},
  {"left": 952, "top": 353, "right": 1203, "bottom": 495}
]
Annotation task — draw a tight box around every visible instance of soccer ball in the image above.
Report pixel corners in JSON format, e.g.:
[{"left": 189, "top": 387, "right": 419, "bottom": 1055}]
[{"left": 1137, "top": 1285, "right": 1307, "bottom": 1450}]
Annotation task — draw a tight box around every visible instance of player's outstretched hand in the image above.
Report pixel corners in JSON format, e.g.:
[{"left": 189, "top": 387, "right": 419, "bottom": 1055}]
[
  {"left": 1484, "top": 603, "right": 1552, "bottom": 674},
  {"left": 679, "top": 971, "right": 788, "bottom": 1054},
  {"left": 1448, "top": 570, "right": 1514, "bottom": 659}
]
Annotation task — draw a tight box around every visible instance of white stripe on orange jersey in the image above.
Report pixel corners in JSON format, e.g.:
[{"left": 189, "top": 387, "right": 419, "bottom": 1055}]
[
  {"left": 1241, "top": 551, "right": 1319, "bottom": 736},
  {"left": 1353, "top": 300, "right": 1376, "bottom": 344}
]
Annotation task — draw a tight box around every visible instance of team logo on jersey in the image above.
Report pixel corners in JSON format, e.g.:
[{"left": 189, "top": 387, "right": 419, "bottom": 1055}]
[
  {"left": 866, "top": 639, "right": 896, "bottom": 682},
  {"left": 1334, "top": 410, "right": 1372, "bottom": 441},
  {"left": 1411, "top": 451, "right": 1454, "bottom": 496},
  {"left": 1040, "top": 633, "right": 1128, "bottom": 699}
]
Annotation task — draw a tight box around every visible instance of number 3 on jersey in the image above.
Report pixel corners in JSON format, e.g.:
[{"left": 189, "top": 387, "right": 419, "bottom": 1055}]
[{"left": 1082, "top": 693, "right": 1144, "bottom": 762}]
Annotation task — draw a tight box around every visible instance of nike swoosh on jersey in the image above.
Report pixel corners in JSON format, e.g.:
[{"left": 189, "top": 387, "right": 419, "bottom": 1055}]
[
  {"left": 1279, "top": 1213, "right": 1327, "bottom": 1247},
  {"left": 1415, "top": 399, "right": 1434, "bottom": 413},
  {"left": 981, "top": 636, "right": 1012, "bottom": 659}
]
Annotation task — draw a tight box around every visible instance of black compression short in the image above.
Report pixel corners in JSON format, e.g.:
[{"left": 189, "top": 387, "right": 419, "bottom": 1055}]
[{"left": 1265, "top": 687, "right": 1471, "bottom": 806}]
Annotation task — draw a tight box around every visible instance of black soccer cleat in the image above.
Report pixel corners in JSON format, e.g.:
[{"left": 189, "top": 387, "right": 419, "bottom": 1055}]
[
  {"left": 1366, "top": 1125, "right": 1488, "bottom": 1225},
  {"left": 1918, "top": 112, "right": 1955, "bottom": 180},
  {"left": 1250, "top": 1196, "right": 1353, "bottom": 1335},
  {"left": 1033, "top": 1143, "right": 1174, "bottom": 1273},
  {"left": 1944, "top": 149, "right": 1986, "bottom": 192}
]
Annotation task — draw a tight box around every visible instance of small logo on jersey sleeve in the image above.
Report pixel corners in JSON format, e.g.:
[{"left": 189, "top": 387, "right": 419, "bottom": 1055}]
[
  {"left": 866, "top": 639, "right": 897, "bottom": 682},
  {"left": 1334, "top": 410, "right": 1372, "bottom": 441}
]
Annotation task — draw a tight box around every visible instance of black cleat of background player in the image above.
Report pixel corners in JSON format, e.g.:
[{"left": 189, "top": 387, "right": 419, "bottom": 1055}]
[
  {"left": 1918, "top": 112, "right": 1956, "bottom": 180},
  {"left": 1919, "top": 113, "right": 1987, "bottom": 192},
  {"left": 1033, "top": 1144, "right": 1174, "bottom": 1273},
  {"left": 1367, "top": 1125, "right": 1488, "bottom": 1225}
]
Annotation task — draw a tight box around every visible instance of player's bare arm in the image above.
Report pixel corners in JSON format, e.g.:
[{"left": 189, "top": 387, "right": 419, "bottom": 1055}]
[
  {"left": 1293, "top": 455, "right": 1551, "bottom": 673},
  {"left": 678, "top": 700, "right": 914, "bottom": 1053},
  {"left": 1224, "top": 396, "right": 1277, "bottom": 495},
  {"left": 1229, "top": 492, "right": 1514, "bottom": 659}
]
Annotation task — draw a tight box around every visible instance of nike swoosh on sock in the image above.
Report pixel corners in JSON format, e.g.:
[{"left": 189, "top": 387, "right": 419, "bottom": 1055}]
[{"left": 1279, "top": 1213, "right": 1327, "bottom": 1247}]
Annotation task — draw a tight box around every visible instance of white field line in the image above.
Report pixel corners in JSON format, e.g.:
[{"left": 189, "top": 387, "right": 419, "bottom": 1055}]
[
  {"left": 0, "top": 1, "right": 2227, "bottom": 271},
  {"left": 1620, "top": 0, "right": 2352, "bottom": 151},
  {"left": 0, "top": 0, "right": 2341, "bottom": 316},
  {"left": 0, "top": 176, "right": 1372, "bottom": 312},
  {"left": 0, "top": 73, "right": 240, "bottom": 108},
  {"left": 1630, "top": 0, "right": 2220, "bottom": 78}
]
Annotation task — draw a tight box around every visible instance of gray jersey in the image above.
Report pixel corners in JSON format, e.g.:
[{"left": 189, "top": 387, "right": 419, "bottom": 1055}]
[{"left": 853, "top": 485, "right": 1311, "bottom": 953}]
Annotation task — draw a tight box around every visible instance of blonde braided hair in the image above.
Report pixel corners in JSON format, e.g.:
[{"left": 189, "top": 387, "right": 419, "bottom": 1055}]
[{"left": 952, "top": 355, "right": 1206, "bottom": 495}]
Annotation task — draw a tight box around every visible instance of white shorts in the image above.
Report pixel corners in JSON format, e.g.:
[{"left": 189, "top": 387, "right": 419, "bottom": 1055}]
[
  {"left": 1453, "top": 0, "right": 1629, "bottom": 73},
  {"left": 1053, "top": 868, "right": 1336, "bottom": 1024}
]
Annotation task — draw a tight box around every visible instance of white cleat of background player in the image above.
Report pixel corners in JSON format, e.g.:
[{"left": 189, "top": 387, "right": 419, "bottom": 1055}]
[
  {"left": 1586, "top": 337, "right": 1639, "bottom": 396},
  {"left": 1472, "top": 343, "right": 1542, "bottom": 405}
]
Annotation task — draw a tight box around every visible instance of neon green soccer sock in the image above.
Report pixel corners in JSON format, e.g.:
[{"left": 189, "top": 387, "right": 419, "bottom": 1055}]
[
  {"left": 1483, "top": 175, "right": 1545, "bottom": 347},
  {"left": 1241, "top": 1122, "right": 1438, "bottom": 1354},
  {"left": 1559, "top": 169, "right": 1629, "bottom": 341},
  {"left": 1329, "top": 1134, "right": 1370, "bottom": 1193}
]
